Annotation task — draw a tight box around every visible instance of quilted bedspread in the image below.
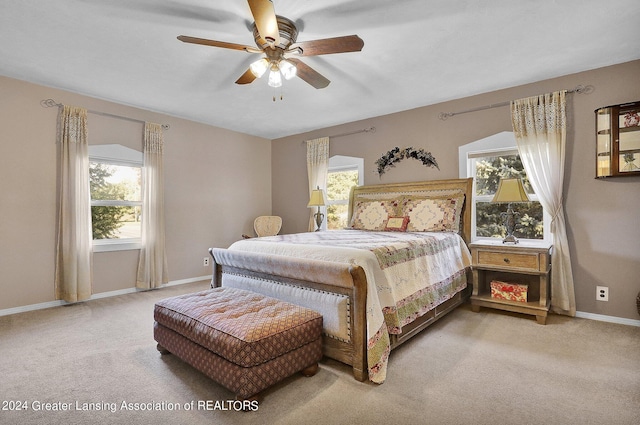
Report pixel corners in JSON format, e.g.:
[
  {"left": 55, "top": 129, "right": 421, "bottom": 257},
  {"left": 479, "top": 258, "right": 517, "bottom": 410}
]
[{"left": 228, "top": 230, "right": 471, "bottom": 384}]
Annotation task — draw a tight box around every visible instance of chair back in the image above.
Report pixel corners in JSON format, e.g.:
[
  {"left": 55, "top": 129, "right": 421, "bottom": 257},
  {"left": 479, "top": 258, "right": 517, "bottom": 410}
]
[{"left": 254, "top": 216, "right": 282, "bottom": 237}]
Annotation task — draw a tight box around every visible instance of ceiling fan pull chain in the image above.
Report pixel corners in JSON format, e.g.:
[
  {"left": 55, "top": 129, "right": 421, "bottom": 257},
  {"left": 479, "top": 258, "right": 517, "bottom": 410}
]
[{"left": 272, "top": 86, "right": 284, "bottom": 102}]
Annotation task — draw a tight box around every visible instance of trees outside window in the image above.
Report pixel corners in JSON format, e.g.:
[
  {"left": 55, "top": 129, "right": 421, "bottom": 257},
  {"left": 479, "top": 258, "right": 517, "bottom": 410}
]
[
  {"left": 326, "top": 155, "right": 363, "bottom": 230},
  {"left": 326, "top": 169, "right": 359, "bottom": 229},
  {"left": 471, "top": 150, "right": 544, "bottom": 240},
  {"left": 89, "top": 162, "right": 141, "bottom": 240},
  {"left": 88, "top": 144, "right": 143, "bottom": 251}
]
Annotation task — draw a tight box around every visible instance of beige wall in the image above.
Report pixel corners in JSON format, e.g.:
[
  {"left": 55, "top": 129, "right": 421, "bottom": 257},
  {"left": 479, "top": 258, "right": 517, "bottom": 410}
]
[
  {"left": 2, "top": 61, "right": 639, "bottom": 321},
  {"left": 272, "top": 60, "right": 640, "bottom": 321},
  {"left": 0, "top": 76, "right": 271, "bottom": 310}
]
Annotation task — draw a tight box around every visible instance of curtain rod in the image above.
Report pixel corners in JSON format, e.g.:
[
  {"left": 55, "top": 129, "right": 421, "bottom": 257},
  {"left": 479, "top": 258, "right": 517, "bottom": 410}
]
[
  {"left": 40, "top": 99, "right": 170, "bottom": 130},
  {"left": 330, "top": 126, "right": 376, "bottom": 138},
  {"left": 438, "top": 84, "right": 594, "bottom": 120},
  {"left": 302, "top": 126, "right": 376, "bottom": 143}
]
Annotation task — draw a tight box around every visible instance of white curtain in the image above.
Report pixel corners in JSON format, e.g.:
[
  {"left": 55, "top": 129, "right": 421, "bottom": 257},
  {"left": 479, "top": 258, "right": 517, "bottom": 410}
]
[
  {"left": 511, "top": 90, "right": 576, "bottom": 316},
  {"left": 136, "top": 123, "right": 168, "bottom": 289},
  {"left": 55, "top": 105, "right": 92, "bottom": 302},
  {"left": 306, "top": 137, "right": 329, "bottom": 232}
]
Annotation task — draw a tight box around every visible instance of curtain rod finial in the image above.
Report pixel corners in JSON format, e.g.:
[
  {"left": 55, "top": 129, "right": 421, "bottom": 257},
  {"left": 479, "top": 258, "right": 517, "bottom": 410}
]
[
  {"left": 40, "top": 99, "right": 60, "bottom": 108},
  {"left": 573, "top": 84, "right": 594, "bottom": 95}
]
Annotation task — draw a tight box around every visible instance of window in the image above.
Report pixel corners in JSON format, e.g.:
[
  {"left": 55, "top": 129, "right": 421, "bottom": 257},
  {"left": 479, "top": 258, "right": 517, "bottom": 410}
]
[
  {"left": 326, "top": 155, "right": 364, "bottom": 230},
  {"left": 459, "top": 132, "right": 549, "bottom": 242},
  {"left": 89, "top": 144, "right": 143, "bottom": 251}
]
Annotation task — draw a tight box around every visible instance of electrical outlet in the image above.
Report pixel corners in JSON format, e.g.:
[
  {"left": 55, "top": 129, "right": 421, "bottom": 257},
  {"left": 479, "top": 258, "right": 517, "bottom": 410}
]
[
  {"left": 203, "top": 257, "right": 210, "bottom": 267},
  {"left": 596, "top": 286, "right": 608, "bottom": 301}
]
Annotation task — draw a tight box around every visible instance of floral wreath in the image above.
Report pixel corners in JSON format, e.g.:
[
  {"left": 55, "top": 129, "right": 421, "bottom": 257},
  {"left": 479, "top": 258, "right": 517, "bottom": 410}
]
[{"left": 375, "top": 147, "right": 439, "bottom": 177}]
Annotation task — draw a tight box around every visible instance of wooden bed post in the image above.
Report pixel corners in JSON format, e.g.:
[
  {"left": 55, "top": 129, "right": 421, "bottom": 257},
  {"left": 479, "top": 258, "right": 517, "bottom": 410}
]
[
  {"left": 209, "top": 248, "right": 221, "bottom": 288},
  {"left": 349, "top": 265, "right": 368, "bottom": 382}
]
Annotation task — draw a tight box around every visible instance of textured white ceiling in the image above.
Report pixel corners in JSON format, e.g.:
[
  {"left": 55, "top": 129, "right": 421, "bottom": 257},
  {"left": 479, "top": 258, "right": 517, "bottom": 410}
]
[{"left": 1, "top": 0, "right": 639, "bottom": 139}]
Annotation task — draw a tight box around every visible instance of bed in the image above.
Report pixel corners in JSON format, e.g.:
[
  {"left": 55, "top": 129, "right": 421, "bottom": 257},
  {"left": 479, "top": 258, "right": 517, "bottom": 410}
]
[{"left": 209, "top": 178, "right": 473, "bottom": 384}]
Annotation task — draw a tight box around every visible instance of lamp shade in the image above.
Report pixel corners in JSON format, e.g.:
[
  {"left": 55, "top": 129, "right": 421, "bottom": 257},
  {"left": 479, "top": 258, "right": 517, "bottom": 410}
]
[
  {"left": 307, "top": 188, "right": 325, "bottom": 207},
  {"left": 492, "top": 178, "right": 530, "bottom": 203}
]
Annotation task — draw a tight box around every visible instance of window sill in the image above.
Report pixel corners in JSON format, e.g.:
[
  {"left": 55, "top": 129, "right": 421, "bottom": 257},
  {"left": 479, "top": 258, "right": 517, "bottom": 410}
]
[
  {"left": 471, "top": 236, "right": 551, "bottom": 245},
  {"left": 93, "top": 240, "right": 142, "bottom": 252}
]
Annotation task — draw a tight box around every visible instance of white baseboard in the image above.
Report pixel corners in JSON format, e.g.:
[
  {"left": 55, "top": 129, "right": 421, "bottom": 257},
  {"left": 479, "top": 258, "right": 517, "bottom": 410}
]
[
  {"left": 0, "top": 276, "right": 211, "bottom": 317},
  {"left": 575, "top": 311, "right": 640, "bottom": 327},
  {"left": 3, "top": 282, "right": 639, "bottom": 328}
]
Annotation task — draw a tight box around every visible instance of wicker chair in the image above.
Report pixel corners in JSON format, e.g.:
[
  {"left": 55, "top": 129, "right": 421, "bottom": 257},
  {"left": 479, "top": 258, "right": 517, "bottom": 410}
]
[{"left": 242, "top": 216, "right": 282, "bottom": 239}]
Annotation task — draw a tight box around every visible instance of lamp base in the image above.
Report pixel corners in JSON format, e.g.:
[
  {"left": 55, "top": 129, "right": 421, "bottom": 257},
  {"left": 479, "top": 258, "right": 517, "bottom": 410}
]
[
  {"left": 314, "top": 209, "right": 324, "bottom": 232},
  {"left": 500, "top": 203, "right": 520, "bottom": 244}
]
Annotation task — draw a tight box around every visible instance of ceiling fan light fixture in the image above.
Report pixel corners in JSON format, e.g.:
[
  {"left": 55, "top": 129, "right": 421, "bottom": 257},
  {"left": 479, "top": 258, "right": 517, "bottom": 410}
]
[
  {"left": 249, "top": 58, "right": 269, "bottom": 78},
  {"left": 178, "top": 3, "right": 363, "bottom": 90},
  {"left": 278, "top": 59, "right": 297, "bottom": 80},
  {"left": 268, "top": 68, "right": 282, "bottom": 88}
]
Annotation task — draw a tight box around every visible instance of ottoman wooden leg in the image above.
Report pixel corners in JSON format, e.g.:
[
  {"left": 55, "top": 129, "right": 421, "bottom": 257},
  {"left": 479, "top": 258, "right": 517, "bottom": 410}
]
[
  {"left": 236, "top": 393, "right": 260, "bottom": 410},
  {"left": 301, "top": 363, "right": 319, "bottom": 377},
  {"left": 156, "top": 343, "right": 170, "bottom": 355}
]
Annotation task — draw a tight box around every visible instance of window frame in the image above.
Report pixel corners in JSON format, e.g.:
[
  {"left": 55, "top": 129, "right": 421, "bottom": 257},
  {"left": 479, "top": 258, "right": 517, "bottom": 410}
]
[
  {"left": 325, "top": 155, "right": 364, "bottom": 231},
  {"left": 459, "top": 132, "right": 551, "bottom": 243},
  {"left": 89, "top": 144, "right": 143, "bottom": 252}
]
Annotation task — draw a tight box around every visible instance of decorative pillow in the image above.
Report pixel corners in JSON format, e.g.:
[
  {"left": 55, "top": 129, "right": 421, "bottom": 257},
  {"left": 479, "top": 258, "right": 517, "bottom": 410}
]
[
  {"left": 350, "top": 199, "right": 400, "bottom": 231},
  {"left": 384, "top": 216, "right": 410, "bottom": 232},
  {"left": 401, "top": 195, "right": 464, "bottom": 232}
]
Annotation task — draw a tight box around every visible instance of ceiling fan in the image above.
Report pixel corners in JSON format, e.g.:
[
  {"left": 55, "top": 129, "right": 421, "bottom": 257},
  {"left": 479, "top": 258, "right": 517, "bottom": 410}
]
[{"left": 177, "top": 0, "right": 364, "bottom": 90}]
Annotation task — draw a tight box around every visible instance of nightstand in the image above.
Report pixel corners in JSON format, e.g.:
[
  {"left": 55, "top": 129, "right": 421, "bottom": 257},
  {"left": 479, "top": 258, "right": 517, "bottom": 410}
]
[{"left": 470, "top": 240, "right": 552, "bottom": 324}]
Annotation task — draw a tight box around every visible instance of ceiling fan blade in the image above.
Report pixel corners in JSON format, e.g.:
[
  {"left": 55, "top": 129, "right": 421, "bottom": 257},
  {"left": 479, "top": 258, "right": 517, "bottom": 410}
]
[
  {"left": 248, "top": 0, "right": 280, "bottom": 46},
  {"left": 289, "top": 35, "right": 364, "bottom": 56},
  {"left": 177, "top": 35, "right": 262, "bottom": 53},
  {"left": 288, "top": 58, "right": 330, "bottom": 89},
  {"left": 235, "top": 68, "right": 258, "bottom": 85}
]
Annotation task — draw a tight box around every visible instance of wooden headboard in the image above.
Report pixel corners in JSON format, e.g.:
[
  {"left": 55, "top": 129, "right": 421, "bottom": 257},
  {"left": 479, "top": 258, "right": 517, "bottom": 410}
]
[{"left": 347, "top": 178, "right": 474, "bottom": 244}]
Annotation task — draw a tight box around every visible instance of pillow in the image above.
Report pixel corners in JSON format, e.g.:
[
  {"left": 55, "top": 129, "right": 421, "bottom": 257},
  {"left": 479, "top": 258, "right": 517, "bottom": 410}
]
[
  {"left": 401, "top": 195, "right": 464, "bottom": 232},
  {"left": 384, "top": 216, "right": 410, "bottom": 232},
  {"left": 350, "top": 199, "right": 400, "bottom": 231}
]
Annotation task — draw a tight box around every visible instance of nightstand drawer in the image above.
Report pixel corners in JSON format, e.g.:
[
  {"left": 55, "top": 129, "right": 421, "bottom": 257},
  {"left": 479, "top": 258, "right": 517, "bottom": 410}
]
[{"left": 477, "top": 250, "right": 539, "bottom": 271}]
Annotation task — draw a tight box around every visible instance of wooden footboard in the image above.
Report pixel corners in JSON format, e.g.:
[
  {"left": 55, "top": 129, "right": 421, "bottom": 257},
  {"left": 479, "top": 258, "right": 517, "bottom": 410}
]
[
  {"left": 210, "top": 247, "right": 471, "bottom": 382},
  {"left": 210, "top": 247, "right": 369, "bottom": 381}
]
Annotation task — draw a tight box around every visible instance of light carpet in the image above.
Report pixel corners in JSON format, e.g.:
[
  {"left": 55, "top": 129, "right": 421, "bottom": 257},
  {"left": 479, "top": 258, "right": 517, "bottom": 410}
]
[{"left": 1, "top": 281, "right": 639, "bottom": 425}]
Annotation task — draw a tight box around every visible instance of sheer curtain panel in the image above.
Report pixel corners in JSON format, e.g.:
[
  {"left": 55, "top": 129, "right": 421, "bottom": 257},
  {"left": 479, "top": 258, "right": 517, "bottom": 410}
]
[
  {"left": 511, "top": 90, "right": 576, "bottom": 316},
  {"left": 306, "top": 137, "right": 329, "bottom": 232},
  {"left": 55, "top": 105, "right": 92, "bottom": 302},
  {"left": 136, "top": 123, "right": 168, "bottom": 289}
]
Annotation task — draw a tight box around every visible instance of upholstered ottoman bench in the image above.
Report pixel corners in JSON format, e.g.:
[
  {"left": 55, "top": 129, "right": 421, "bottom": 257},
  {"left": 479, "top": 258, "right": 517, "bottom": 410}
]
[{"left": 153, "top": 287, "right": 323, "bottom": 400}]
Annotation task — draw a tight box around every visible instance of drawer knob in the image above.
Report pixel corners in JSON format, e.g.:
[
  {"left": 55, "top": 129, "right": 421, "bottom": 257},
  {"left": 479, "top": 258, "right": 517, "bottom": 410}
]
[{"left": 503, "top": 258, "right": 510, "bottom": 263}]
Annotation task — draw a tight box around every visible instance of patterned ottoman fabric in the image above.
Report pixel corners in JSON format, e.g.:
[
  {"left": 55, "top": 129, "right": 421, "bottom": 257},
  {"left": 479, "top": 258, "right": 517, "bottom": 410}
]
[
  {"left": 153, "top": 287, "right": 323, "bottom": 399},
  {"left": 154, "top": 323, "right": 322, "bottom": 400},
  {"left": 154, "top": 287, "right": 323, "bottom": 367}
]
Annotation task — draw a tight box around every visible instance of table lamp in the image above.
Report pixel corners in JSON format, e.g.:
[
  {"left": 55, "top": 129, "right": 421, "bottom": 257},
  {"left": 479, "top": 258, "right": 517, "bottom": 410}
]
[
  {"left": 491, "top": 178, "right": 530, "bottom": 244},
  {"left": 307, "top": 186, "right": 326, "bottom": 231}
]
